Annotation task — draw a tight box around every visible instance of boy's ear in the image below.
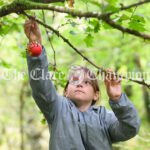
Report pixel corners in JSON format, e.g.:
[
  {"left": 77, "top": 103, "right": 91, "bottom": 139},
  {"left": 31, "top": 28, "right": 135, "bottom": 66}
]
[
  {"left": 64, "top": 89, "right": 68, "bottom": 97},
  {"left": 93, "top": 91, "right": 99, "bottom": 101}
]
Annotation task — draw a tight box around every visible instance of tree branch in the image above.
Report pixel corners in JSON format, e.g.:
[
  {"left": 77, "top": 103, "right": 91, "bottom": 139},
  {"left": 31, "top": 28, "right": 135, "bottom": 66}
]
[
  {"left": 22, "top": 12, "right": 106, "bottom": 71},
  {"left": 104, "top": 17, "right": 150, "bottom": 40},
  {"left": 0, "top": 0, "right": 108, "bottom": 18},
  {"left": 120, "top": 0, "right": 150, "bottom": 11},
  {"left": 1, "top": 0, "right": 150, "bottom": 19},
  {"left": 108, "top": 0, "right": 150, "bottom": 15},
  {"left": 22, "top": 12, "right": 150, "bottom": 89},
  {"left": 1, "top": 1, "right": 150, "bottom": 87},
  {"left": 1, "top": 0, "right": 150, "bottom": 41},
  {"left": 28, "top": 0, "right": 66, "bottom": 3}
]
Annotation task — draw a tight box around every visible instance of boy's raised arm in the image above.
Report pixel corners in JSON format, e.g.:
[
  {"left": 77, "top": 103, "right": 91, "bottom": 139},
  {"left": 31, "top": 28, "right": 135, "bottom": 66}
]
[
  {"left": 24, "top": 19, "right": 63, "bottom": 124},
  {"left": 26, "top": 46, "right": 63, "bottom": 124},
  {"left": 104, "top": 68, "right": 140, "bottom": 142}
]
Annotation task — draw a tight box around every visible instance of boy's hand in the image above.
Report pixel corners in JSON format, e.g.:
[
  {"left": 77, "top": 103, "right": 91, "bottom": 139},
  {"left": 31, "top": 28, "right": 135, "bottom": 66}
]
[
  {"left": 104, "top": 68, "right": 122, "bottom": 101},
  {"left": 24, "top": 19, "right": 42, "bottom": 45}
]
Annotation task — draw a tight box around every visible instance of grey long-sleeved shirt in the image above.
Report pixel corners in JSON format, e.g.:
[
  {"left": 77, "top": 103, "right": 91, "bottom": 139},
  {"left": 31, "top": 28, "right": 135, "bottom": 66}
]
[{"left": 26, "top": 46, "right": 140, "bottom": 150}]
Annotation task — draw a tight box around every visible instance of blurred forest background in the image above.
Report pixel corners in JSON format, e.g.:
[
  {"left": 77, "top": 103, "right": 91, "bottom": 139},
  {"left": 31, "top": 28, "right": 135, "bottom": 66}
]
[{"left": 0, "top": 0, "right": 150, "bottom": 150}]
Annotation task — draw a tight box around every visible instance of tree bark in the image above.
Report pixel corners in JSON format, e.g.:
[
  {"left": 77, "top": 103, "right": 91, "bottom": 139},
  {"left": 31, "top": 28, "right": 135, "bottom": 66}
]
[{"left": 134, "top": 55, "right": 150, "bottom": 123}]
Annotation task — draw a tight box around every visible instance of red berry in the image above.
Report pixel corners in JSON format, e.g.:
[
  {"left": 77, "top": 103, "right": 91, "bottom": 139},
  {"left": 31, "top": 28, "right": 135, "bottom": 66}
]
[{"left": 28, "top": 42, "right": 42, "bottom": 56}]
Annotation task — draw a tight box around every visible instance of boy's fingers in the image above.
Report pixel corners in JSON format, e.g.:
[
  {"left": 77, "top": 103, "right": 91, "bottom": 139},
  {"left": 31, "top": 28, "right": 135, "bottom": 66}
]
[
  {"left": 25, "top": 20, "right": 32, "bottom": 25},
  {"left": 116, "top": 78, "right": 122, "bottom": 83},
  {"left": 24, "top": 23, "right": 32, "bottom": 30},
  {"left": 30, "top": 19, "right": 37, "bottom": 26},
  {"left": 25, "top": 22, "right": 32, "bottom": 26},
  {"left": 25, "top": 19, "right": 36, "bottom": 27},
  {"left": 106, "top": 68, "right": 115, "bottom": 81},
  {"left": 104, "top": 78, "right": 110, "bottom": 86},
  {"left": 105, "top": 68, "right": 123, "bottom": 85},
  {"left": 24, "top": 26, "right": 31, "bottom": 32},
  {"left": 24, "top": 22, "right": 36, "bottom": 32},
  {"left": 31, "top": 24, "right": 34, "bottom": 28},
  {"left": 24, "top": 24, "right": 31, "bottom": 29},
  {"left": 34, "top": 22, "right": 39, "bottom": 29},
  {"left": 106, "top": 68, "right": 110, "bottom": 72}
]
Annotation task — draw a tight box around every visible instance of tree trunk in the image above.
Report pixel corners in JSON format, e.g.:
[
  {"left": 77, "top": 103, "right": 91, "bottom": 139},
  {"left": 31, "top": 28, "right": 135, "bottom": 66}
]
[{"left": 134, "top": 55, "right": 150, "bottom": 123}]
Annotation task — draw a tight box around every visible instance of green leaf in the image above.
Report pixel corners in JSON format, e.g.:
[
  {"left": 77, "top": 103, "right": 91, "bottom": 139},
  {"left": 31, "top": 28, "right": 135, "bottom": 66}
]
[
  {"left": 0, "top": 1, "right": 4, "bottom": 6},
  {"left": 128, "top": 20, "right": 146, "bottom": 31},
  {"left": 104, "top": 0, "right": 119, "bottom": 6},
  {"left": 0, "top": 59, "right": 11, "bottom": 68},
  {"left": 128, "top": 15, "right": 146, "bottom": 32},
  {"left": 49, "top": 66, "right": 53, "bottom": 71},
  {"left": 89, "top": 19, "right": 98, "bottom": 26},
  {"left": 102, "top": 22, "right": 113, "bottom": 29},
  {"left": 41, "top": 118, "right": 46, "bottom": 125},
  {"left": 125, "top": 8, "right": 133, "bottom": 13},
  {"left": 55, "top": 71, "right": 60, "bottom": 79},
  {"left": 69, "top": 30, "right": 78, "bottom": 35},
  {"left": 39, "top": 111, "right": 42, "bottom": 114},
  {"left": 60, "top": 81, "right": 67, "bottom": 88},
  {"left": 20, "top": 51, "right": 26, "bottom": 58},
  {"left": 51, "top": 2, "right": 65, "bottom": 6},
  {"left": 132, "top": 15, "right": 145, "bottom": 23},
  {"left": 88, "top": 1, "right": 102, "bottom": 9},
  {"left": 115, "top": 14, "right": 130, "bottom": 24},
  {"left": 86, "top": 19, "right": 101, "bottom": 33},
  {"left": 65, "top": 14, "right": 77, "bottom": 19},
  {"left": 86, "top": 26, "right": 93, "bottom": 32},
  {"left": 70, "top": 22, "right": 77, "bottom": 27},
  {"left": 84, "top": 34, "right": 93, "bottom": 47},
  {"left": 119, "top": 14, "right": 130, "bottom": 21},
  {"left": 60, "top": 72, "right": 66, "bottom": 79},
  {"left": 94, "top": 22, "right": 101, "bottom": 33},
  {"left": 103, "top": 5, "right": 120, "bottom": 13}
]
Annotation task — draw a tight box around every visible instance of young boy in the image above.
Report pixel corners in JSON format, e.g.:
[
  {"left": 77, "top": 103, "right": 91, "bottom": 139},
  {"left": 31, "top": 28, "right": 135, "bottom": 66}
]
[{"left": 24, "top": 19, "right": 140, "bottom": 150}]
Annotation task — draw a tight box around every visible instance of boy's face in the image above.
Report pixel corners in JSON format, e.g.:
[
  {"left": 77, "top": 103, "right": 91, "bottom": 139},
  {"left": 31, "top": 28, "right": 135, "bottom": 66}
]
[{"left": 65, "top": 72, "right": 99, "bottom": 105}]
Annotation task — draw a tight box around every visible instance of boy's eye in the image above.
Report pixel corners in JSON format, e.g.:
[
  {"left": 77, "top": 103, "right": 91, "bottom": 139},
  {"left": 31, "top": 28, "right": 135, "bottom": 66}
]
[{"left": 84, "top": 81, "right": 91, "bottom": 85}]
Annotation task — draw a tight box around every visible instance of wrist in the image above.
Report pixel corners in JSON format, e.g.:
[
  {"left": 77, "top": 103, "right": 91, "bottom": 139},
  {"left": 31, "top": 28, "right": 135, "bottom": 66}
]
[{"left": 29, "top": 39, "right": 42, "bottom": 45}]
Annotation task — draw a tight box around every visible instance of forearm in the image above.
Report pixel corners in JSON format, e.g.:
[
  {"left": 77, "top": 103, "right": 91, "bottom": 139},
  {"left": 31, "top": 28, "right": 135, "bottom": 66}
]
[
  {"left": 108, "top": 93, "right": 140, "bottom": 142},
  {"left": 26, "top": 46, "right": 61, "bottom": 123}
]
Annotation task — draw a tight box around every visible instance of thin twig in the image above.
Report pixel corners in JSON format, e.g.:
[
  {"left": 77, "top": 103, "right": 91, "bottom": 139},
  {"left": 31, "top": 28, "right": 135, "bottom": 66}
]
[
  {"left": 130, "top": 6, "right": 137, "bottom": 20},
  {"left": 108, "top": 0, "right": 150, "bottom": 16},
  {"left": 104, "top": 17, "right": 150, "bottom": 40},
  {"left": 22, "top": 12, "right": 105, "bottom": 69},
  {"left": 121, "top": 0, "right": 150, "bottom": 11},
  {"left": 42, "top": 10, "right": 57, "bottom": 71}
]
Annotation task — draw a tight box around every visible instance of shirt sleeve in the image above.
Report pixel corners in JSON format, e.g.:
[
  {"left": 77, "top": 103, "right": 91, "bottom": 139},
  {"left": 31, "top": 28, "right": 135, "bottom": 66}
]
[
  {"left": 108, "top": 93, "right": 141, "bottom": 143},
  {"left": 26, "top": 46, "right": 63, "bottom": 124}
]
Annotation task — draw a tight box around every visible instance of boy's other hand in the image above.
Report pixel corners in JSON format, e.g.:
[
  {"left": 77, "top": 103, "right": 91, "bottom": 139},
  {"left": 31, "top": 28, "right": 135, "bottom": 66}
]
[
  {"left": 24, "top": 19, "right": 42, "bottom": 45},
  {"left": 104, "top": 68, "right": 122, "bottom": 101}
]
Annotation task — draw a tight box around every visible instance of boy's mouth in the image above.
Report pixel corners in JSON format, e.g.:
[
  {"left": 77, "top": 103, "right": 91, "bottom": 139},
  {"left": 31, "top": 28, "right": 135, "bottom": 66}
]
[{"left": 75, "top": 90, "right": 84, "bottom": 93}]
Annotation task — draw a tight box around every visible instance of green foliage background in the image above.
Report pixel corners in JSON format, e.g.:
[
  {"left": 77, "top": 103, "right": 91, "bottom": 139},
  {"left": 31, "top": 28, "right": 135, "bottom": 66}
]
[{"left": 0, "top": 0, "right": 150, "bottom": 149}]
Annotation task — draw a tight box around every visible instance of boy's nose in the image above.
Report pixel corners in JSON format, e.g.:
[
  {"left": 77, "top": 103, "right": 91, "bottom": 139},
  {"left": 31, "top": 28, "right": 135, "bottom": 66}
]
[{"left": 76, "top": 82, "right": 83, "bottom": 87}]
